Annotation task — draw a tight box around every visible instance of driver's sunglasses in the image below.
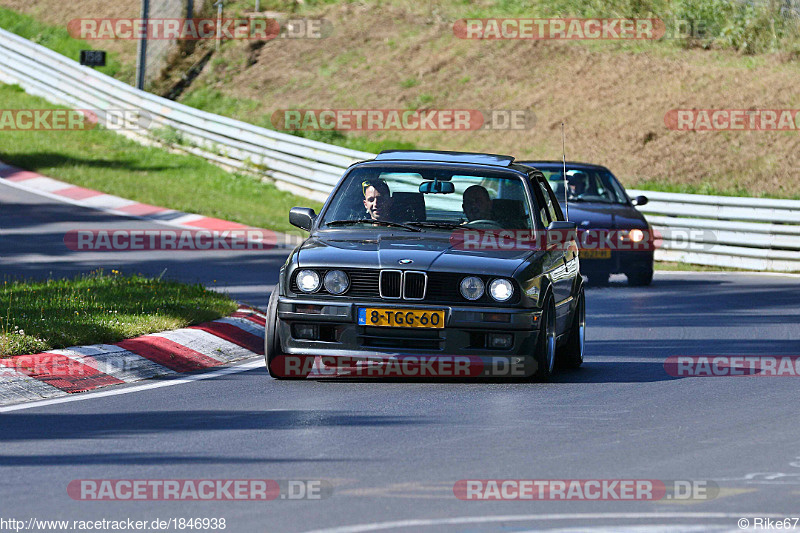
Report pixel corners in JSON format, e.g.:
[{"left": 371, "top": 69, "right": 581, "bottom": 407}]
[{"left": 362, "top": 179, "right": 388, "bottom": 196}]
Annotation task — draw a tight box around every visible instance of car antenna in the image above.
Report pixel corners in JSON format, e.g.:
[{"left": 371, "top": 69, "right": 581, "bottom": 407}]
[{"left": 561, "top": 122, "right": 569, "bottom": 219}]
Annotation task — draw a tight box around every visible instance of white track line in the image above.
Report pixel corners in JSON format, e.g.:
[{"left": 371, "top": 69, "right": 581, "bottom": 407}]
[
  {"left": 301, "top": 513, "right": 791, "bottom": 533},
  {"left": 656, "top": 270, "right": 800, "bottom": 278},
  {"left": 0, "top": 358, "right": 263, "bottom": 413}
]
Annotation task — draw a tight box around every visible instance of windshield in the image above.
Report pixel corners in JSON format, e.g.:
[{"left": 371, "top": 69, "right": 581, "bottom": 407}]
[
  {"left": 320, "top": 165, "right": 534, "bottom": 230},
  {"left": 535, "top": 166, "right": 630, "bottom": 204}
]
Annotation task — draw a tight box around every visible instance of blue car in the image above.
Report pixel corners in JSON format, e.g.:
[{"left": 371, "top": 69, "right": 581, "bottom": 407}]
[{"left": 519, "top": 161, "right": 654, "bottom": 286}]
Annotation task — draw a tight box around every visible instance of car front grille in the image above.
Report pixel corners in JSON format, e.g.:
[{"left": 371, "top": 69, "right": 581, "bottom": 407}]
[
  {"left": 348, "top": 270, "right": 380, "bottom": 299},
  {"left": 291, "top": 269, "right": 518, "bottom": 305},
  {"left": 379, "top": 270, "right": 402, "bottom": 299},
  {"left": 403, "top": 272, "right": 426, "bottom": 300}
]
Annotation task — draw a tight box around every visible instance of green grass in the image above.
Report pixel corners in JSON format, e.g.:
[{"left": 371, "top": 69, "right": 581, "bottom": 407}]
[
  {"left": 654, "top": 260, "right": 758, "bottom": 272},
  {"left": 455, "top": 0, "right": 800, "bottom": 55},
  {"left": 0, "top": 83, "right": 322, "bottom": 233},
  {"left": 0, "top": 7, "right": 127, "bottom": 81},
  {"left": 0, "top": 271, "right": 238, "bottom": 356}
]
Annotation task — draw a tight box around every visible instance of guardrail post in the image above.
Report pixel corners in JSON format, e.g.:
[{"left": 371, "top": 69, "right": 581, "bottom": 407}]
[
  {"left": 214, "top": 0, "right": 224, "bottom": 51},
  {"left": 135, "top": 0, "right": 150, "bottom": 90}
]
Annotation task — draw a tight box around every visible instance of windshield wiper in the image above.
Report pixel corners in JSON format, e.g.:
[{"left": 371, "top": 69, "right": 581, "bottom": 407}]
[
  {"left": 407, "top": 221, "right": 462, "bottom": 229},
  {"left": 325, "top": 219, "right": 421, "bottom": 232}
]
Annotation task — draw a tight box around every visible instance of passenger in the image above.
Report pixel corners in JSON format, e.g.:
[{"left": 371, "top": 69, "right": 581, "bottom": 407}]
[
  {"left": 462, "top": 185, "right": 493, "bottom": 222},
  {"left": 362, "top": 179, "right": 393, "bottom": 221}
]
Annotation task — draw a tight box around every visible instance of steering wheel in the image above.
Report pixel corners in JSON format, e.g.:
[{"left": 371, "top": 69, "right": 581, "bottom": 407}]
[{"left": 462, "top": 219, "right": 504, "bottom": 229}]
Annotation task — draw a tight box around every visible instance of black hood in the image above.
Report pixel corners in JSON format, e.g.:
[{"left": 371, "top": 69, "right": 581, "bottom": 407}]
[{"left": 297, "top": 230, "right": 540, "bottom": 277}]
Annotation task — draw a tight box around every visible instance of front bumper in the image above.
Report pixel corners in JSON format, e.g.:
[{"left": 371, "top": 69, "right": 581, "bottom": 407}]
[
  {"left": 579, "top": 250, "right": 654, "bottom": 275},
  {"left": 276, "top": 297, "right": 542, "bottom": 360}
]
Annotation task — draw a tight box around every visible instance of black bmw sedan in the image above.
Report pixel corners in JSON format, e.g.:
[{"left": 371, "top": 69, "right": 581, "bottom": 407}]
[
  {"left": 519, "top": 161, "right": 654, "bottom": 286},
  {"left": 265, "top": 150, "right": 586, "bottom": 381}
]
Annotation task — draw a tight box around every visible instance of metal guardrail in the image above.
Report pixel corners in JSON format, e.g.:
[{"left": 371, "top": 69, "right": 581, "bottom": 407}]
[
  {"left": 0, "top": 28, "right": 798, "bottom": 271},
  {"left": 628, "top": 189, "right": 800, "bottom": 271}
]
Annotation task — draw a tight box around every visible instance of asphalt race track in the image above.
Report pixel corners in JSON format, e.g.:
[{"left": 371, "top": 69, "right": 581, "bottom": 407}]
[{"left": 2, "top": 181, "right": 800, "bottom": 532}]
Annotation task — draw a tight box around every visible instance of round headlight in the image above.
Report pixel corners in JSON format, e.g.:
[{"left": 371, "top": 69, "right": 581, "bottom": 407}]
[
  {"left": 324, "top": 270, "right": 349, "bottom": 295},
  {"left": 629, "top": 229, "right": 645, "bottom": 242},
  {"left": 296, "top": 270, "right": 320, "bottom": 293},
  {"left": 489, "top": 278, "right": 514, "bottom": 302},
  {"left": 460, "top": 276, "right": 485, "bottom": 301}
]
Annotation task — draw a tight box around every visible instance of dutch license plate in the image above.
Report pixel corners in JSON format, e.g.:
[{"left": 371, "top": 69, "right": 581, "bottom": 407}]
[
  {"left": 580, "top": 249, "right": 612, "bottom": 259},
  {"left": 358, "top": 308, "right": 445, "bottom": 328}
]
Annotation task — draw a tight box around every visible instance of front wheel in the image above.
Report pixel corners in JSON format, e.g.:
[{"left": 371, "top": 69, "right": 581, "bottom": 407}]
[
  {"left": 558, "top": 288, "right": 585, "bottom": 369},
  {"left": 532, "top": 295, "right": 557, "bottom": 381},
  {"left": 265, "top": 289, "right": 309, "bottom": 379}
]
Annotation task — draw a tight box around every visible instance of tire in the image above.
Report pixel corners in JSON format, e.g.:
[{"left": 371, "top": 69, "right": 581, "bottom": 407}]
[
  {"left": 558, "top": 288, "right": 585, "bottom": 369},
  {"left": 265, "top": 289, "right": 309, "bottom": 379},
  {"left": 627, "top": 269, "right": 653, "bottom": 286},
  {"left": 587, "top": 273, "right": 609, "bottom": 286},
  {"left": 532, "top": 294, "right": 557, "bottom": 381}
]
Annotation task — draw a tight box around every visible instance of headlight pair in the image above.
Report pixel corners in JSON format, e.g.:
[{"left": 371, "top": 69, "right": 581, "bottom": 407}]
[
  {"left": 460, "top": 276, "right": 514, "bottom": 302},
  {"left": 296, "top": 269, "right": 349, "bottom": 295}
]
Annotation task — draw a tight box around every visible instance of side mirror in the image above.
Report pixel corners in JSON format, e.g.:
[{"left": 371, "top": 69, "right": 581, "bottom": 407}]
[
  {"left": 289, "top": 207, "right": 316, "bottom": 231},
  {"left": 547, "top": 221, "right": 577, "bottom": 231},
  {"left": 632, "top": 195, "right": 648, "bottom": 206},
  {"left": 545, "top": 220, "right": 577, "bottom": 250}
]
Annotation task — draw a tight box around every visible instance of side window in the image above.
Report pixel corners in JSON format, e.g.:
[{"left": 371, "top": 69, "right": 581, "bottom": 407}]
[
  {"left": 541, "top": 179, "right": 565, "bottom": 221},
  {"left": 528, "top": 175, "right": 551, "bottom": 228},
  {"left": 537, "top": 179, "right": 558, "bottom": 224}
]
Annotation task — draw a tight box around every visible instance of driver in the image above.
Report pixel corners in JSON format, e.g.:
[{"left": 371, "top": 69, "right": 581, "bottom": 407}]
[
  {"left": 462, "top": 185, "right": 493, "bottom": 222},
  {"left": 567, "top": 172, "right": 587, "bottom": 197},
  {"left": 362, "top": 179, "right": 393, "bottom": 221}
]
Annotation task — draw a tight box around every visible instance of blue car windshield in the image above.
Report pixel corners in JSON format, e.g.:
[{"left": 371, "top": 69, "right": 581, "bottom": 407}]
[
  {"left": 320, "top": 166, "right": 534, "bottom": 230},
  {"left": 537, "top": 167, "right": 630, "bottom": 204}
]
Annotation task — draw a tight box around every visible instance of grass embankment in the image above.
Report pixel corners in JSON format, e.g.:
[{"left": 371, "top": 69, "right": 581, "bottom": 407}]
[
  {"left": 0, "top": 6, "right": 126, "bottom": 79},
  {"left": 0, "top": 271, "right": 238, "bottom": 357},
  {"left": 0, "top": 84, "right": 322, "bottom": 233}
]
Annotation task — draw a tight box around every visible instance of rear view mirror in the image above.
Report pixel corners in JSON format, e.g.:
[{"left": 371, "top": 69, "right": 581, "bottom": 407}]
[
  {"left": 632, "top": 195, "right": 648, "bottom": 206},
  {"left": 289, "top": 207, "right": 316, "bottom": 231},
  {"left": 419, "top": 181, "right": 455, "bottom": 194}
]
